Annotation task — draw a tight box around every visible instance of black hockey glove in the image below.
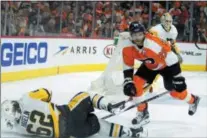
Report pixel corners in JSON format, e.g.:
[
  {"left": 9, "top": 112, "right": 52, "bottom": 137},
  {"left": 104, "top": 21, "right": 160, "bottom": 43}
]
[{"left": 123, "top": 78, "right": 136, "bottom": 96}]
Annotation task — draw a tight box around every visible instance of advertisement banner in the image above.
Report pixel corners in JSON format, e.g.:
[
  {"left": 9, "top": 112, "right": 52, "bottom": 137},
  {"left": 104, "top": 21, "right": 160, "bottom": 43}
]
[
  {"left": 178, "top": 43, "right": 206, "bottom": 65},
  {"left": 1, "top": 38, "right": 206, "bottom": 74},
  {"left": 51, "top": 39, "right": 112, "bottom": 66},
  {"left": 1, "top": 38, "right": 52, "bottom": 72},
  {"left": 1, "top": 38, "right": 113, "bottom": 73}
]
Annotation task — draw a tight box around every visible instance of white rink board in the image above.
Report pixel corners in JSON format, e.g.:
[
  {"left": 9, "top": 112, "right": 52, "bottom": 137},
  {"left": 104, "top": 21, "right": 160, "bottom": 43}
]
[
  {"left": 1, "top": 38, "right": 206, "bottom": 73},
  {"left": 179, "top": 43, "right": 206, "bottom": 65},
  {"left": 1, "top": 38, "right": 113, "bottom": 73}
]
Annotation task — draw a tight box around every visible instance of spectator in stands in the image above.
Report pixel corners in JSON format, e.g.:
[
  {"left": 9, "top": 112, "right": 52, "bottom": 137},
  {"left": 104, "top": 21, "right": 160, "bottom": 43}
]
[
  {"left": 1, "top": 1, "right": 207, "bottom": 41},
  {"left": 142, "top": 5, "right": 149, "bottom": 28},
  {"left": 169, "top": 2, "right": 182, "bottom": 17},
  {"left": 177, "top": 5, "right": 190, "bottom": 41}
]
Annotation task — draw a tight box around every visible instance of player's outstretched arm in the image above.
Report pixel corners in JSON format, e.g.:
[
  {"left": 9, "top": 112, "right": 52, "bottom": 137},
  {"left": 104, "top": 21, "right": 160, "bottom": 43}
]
[
  {"left": 89, "top": 92, "right": 114, "bottom": 112},
  {"left": 89, "top": 92, "right": 126, "bottom": 113}
]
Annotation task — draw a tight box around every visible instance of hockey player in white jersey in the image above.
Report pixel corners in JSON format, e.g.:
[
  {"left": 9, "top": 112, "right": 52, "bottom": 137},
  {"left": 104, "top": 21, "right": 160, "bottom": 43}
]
[
  {"left": 1, "top": 88, "right": 147, "bottom": 138},
  {"left": 148, "top": 12, "right": 183, "bottom": 93},
  {"left": 149, "top": 12, "right": 183, "bottom": 63}
]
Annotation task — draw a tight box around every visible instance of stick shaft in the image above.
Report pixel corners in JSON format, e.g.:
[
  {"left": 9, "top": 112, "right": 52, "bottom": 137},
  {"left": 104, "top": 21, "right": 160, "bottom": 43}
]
[{"left": 102, "top": 91, "right": 170, "bottom": 119}]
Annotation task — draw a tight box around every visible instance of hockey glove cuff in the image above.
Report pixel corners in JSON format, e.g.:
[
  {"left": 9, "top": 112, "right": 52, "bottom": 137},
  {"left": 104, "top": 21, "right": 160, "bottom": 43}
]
[{"left": 123, "top": 78, "right": 136, "bottom": 96}]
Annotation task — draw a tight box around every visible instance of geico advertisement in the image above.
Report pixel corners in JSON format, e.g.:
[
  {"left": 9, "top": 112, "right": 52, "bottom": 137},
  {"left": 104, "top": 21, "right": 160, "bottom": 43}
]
[
  {"left": 178, "top": 43, "right": 206, "bottom": 65},
  {"left": 1, "top": 39, "right": 49, "bottom": 72}
]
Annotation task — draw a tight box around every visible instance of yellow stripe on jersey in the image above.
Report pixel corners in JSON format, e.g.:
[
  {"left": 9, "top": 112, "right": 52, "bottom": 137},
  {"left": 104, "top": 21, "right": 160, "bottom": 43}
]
[
  {"left": 48, "top": 103, "right": 60, "bottom": 138},
  {"left": 114, "top": 124, "right": 120, "bottom": 137},
  {"left": 109, "top": 124, "right": 123, "bottom": 137},
  {"left": 29, "top": 88, "right": 52, "bottom": 102},
  {"left": 68, "top": 92, "right": 89, "bottom": 111},
  {"left": 92, "top": 94, "right": 103, "bottom": 109}
]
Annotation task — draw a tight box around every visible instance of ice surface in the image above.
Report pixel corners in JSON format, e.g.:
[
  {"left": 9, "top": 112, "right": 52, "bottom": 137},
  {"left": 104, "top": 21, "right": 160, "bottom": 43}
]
[{"left": 1, "top": 71, "right": 207, "bottom": 138}]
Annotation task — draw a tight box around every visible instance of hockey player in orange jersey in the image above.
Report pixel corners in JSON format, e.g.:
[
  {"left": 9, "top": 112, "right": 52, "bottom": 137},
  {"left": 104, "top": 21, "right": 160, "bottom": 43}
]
[
  {"left": 122, "top": 21, "right": 200, "bottom": 126},
  {"left": 148, "top": 12, "right": 183, "bottom": 93}
]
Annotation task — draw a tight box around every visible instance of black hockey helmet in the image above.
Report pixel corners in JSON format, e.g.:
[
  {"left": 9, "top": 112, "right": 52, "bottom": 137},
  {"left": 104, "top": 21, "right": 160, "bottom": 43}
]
[{"left": 129, "top": 21, "right": 146, "bottom": 34}]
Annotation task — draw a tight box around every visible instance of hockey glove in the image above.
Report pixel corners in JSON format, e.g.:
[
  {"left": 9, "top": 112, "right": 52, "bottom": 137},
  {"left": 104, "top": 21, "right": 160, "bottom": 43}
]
[
  {"left": 171, "top": 44, "right": 183, "bottom": 63},
  {"left": 123, "top": 78, "right": 136, "bottom": 96}
]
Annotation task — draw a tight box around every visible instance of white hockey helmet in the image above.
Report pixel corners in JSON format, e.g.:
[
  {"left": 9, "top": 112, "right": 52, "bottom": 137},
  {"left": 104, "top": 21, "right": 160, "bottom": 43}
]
[
  {"left": 160, "top": 12, "right": 173, "bottom": 32},
  {"left": 1, "top": 100, "right": 21, "bottom": 129}
]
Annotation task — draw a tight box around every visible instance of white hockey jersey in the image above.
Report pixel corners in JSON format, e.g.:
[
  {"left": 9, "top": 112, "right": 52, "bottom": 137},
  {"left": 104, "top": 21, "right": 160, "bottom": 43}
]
[
  {"left": 149, "top": 24, "right": 178, "bottom": 42},
  {"left": 15, "top": 88, "right": 60, "bottom": 138}
]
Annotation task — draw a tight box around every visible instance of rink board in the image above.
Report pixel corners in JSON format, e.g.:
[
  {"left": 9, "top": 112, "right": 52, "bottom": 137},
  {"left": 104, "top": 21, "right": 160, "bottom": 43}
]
[{"left": 1, "top": 37, "right": 207, "bottom": 82}]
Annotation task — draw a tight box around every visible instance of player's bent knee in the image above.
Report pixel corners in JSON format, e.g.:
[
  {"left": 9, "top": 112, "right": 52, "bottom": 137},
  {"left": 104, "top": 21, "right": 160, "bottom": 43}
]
[
  {"left": 172, "top": 76, "right": 187, "bottom": 92},
  {"left": 74, "top": 113, "right": 100, "bottom": 137},
  {"left": 68, "top": 92, "right": 94, "bottom": 113},
  {"left": 87, "top": 113, "right": 100, "bottom": 135}
]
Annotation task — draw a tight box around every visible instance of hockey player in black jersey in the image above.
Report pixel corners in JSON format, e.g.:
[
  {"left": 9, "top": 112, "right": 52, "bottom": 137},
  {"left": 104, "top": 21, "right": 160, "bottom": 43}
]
[{"left": 1, "top": 88, "right": 147, "bottom": 138}]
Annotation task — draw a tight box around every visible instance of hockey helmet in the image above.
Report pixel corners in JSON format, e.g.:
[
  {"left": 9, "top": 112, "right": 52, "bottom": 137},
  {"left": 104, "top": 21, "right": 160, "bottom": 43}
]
[
  {"left": 1, "top": 100, "right": 21, "bottom": 129},
  {"left": 129, "top": 21, "right": 146, "bottom": 46},
  {"left": 129, "top": 21, "right": 146, "bottom": 34},
  {"left": 160, "top": 12, "right": 173, "bottom": 32}
]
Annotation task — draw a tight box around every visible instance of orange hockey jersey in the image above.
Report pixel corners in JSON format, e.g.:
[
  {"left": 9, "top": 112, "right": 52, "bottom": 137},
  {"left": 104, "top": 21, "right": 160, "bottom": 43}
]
[{"left": 122, "top": 33, "right": 179, "bottom": 71}]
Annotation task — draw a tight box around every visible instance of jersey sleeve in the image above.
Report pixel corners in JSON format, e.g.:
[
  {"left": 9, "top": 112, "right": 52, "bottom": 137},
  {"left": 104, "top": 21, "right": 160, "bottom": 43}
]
[
  {"left": 171, "top": 25, "right": 178, "bottom": 40},
  {"left": 122, "top": 46, "right": 135, "bottom": 71},
  {"left": 28, "top": 88, "right": 52, "bottom": 102},
  {"left": 149, "top": 27, "right": 159, "bottom": 37}
]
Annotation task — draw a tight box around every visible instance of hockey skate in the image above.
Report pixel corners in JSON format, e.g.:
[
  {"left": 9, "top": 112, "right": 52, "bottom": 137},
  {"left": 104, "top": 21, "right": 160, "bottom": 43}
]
[
  {"left": 132, "top": 109, "right": 150, "bottom": 127},
  {"left": 122, "top": 127, "right": 148, "bottom": 138},
  {"left": 188, "top": 95, "right": 200, "bottom": 116},
  {"left": 131, "top": 127, "right": 148, "bottom": 138}
]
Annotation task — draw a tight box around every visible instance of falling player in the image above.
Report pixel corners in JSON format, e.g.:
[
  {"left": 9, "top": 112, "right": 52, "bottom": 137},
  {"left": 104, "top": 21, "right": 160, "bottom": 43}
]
[
  {"left": 122, "top": 21, "right": 200, "bottom": 126},
  {"left": 1, "top": 88, "right": 147, "bottom": 138},
  {"left": 148, "top": 12, "right": 183, "bottom": 92}
]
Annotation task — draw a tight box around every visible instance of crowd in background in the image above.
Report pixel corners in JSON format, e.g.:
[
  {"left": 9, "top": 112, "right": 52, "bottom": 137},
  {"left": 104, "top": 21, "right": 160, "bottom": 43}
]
[{"left": 1, "top": 1, "right": 207, "bottom": 42}]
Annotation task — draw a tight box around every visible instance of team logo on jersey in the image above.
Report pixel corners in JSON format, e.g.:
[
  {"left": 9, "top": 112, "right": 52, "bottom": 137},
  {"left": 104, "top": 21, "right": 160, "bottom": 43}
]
[
  {"left": 21, "top": 111, "right": 30, "bottom": 128},
  {"left": 140, "top": 58, "right": 155, "bottom": 64},
  {"left": 104, "top": 44, "right": 116, "bottom": 58}
]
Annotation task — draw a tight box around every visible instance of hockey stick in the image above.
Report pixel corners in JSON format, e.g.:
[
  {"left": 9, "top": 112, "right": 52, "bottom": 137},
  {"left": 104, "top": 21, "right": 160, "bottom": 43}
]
[
  {"left": 102, "top": 90, "right": 170, "bottom": 119},
  {"left": 195, "top": 42, "right": 207, "bottom": 50}
]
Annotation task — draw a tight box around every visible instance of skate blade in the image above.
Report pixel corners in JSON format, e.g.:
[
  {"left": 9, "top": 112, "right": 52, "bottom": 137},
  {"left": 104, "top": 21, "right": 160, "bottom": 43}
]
[{"left": 132, "top": 119, "right": 150, "bottom": 129}]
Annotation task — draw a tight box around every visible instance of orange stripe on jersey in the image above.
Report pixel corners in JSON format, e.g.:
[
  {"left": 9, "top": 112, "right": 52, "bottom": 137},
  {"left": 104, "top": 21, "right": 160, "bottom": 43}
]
[
  {"left": 122, "top": 33, "right": 173, "bottom": 70},
  {"left": 145, "top": 33, "right": 171, "bottom": 52}
]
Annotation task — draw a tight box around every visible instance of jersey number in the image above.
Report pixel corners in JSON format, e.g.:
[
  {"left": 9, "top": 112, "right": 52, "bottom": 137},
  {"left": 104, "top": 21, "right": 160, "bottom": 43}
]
[{"left": 26, "top": 110, "right": 53, "bottom": 136}]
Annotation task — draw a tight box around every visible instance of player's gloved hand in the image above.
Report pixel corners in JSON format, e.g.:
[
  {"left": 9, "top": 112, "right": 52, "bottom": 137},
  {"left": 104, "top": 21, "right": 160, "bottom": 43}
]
[
  {"left": 123, "top": 78, "right": 137, "bottom": 96},
  {"left": 107, "top": 101, "right": 126, "bottom": 113},
  {"left": 171, "top": 44, "right": 183, "bottom": 64},
  {"left": 177, "top": 54, "right": 183, "bottom": 64}
]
